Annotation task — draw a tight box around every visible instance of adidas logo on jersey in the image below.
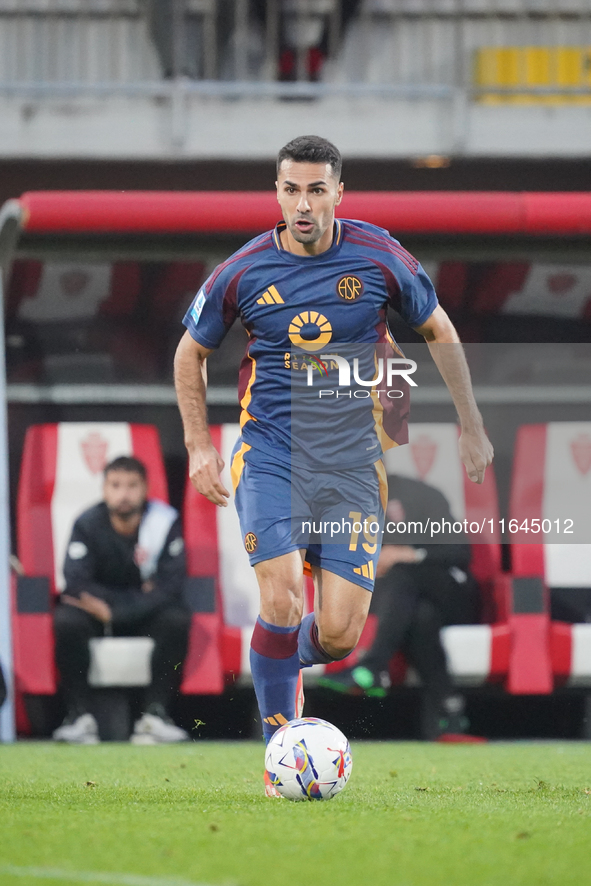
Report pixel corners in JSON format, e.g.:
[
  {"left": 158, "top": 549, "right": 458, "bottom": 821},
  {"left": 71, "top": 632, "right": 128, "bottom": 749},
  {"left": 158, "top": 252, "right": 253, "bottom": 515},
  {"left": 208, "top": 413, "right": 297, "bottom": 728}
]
[
  {"left": 353, "top": 561, "right": 375, "bottom": 580},
  {"left": 256, "top": 285, "right": 284, "bottom": 305}
]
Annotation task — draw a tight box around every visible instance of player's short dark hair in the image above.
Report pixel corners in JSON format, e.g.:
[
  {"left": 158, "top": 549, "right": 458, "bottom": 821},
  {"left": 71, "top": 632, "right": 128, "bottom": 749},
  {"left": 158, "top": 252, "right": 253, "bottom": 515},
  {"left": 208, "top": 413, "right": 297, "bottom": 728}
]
[
  {"left": 104, "top": 455, "right": 147, "bottom": 481},
  {"left": 276, "top": 135, "right": 342, "bottom": 181}
]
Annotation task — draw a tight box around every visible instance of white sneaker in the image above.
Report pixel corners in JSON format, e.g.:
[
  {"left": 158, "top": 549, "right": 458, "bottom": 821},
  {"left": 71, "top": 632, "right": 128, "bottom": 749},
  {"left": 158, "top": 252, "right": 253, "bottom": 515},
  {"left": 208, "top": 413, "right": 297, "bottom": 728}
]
[
  {"left": 131, "top": 712, "right": 189, "bottom": 745},
  {"left": 53, "top": 712, "right": 99, "bottom": 745}
]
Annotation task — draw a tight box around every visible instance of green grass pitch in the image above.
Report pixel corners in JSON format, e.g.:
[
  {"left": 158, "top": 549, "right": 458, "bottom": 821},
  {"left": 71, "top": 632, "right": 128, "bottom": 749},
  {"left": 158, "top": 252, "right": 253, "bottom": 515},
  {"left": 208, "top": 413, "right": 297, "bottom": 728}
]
[{"left": 1, "top": 741, "right": 591, "bottom": 886}]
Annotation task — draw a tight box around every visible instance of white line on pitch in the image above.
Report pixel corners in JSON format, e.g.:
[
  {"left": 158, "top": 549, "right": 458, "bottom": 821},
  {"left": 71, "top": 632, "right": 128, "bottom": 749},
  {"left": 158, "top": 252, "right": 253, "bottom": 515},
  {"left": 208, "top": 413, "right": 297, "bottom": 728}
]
[{"left": 0, "top": 865, "right": 219, "bottom": 886}]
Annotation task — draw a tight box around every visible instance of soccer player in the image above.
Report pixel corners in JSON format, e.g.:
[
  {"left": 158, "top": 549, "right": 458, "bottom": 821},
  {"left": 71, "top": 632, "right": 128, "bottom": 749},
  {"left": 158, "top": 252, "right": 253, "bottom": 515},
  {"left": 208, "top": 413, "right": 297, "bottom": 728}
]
[{"left": 174, "top": 135, "right": 493, "bottom": 793}]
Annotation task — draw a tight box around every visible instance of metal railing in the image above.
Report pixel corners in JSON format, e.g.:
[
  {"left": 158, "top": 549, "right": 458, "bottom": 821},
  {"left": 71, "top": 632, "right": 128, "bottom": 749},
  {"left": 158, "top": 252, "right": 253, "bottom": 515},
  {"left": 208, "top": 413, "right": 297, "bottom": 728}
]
[
  {"left": 0, "top": 0, "right": 590, "bottom": 100},
  {"left": 6, "top": 381, "right": 591, "bottom": 407}
]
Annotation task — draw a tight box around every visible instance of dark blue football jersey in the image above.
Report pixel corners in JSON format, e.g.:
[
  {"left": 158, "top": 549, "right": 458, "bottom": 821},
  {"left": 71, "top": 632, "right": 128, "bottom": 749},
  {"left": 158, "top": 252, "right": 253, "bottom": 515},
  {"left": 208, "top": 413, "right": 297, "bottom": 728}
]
[{"left": 183, "top": 218, "right": 438, "bottom": 469}]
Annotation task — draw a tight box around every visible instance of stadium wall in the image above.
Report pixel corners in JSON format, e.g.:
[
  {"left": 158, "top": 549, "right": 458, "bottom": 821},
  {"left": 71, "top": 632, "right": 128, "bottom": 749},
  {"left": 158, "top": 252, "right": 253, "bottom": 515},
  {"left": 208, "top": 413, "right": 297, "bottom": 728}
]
[
  {"left": 3, "top": 1, "right": 591, "bottom": 161},
  {"left": 2, "top": 94, "right": 591, "bottom": 160}
]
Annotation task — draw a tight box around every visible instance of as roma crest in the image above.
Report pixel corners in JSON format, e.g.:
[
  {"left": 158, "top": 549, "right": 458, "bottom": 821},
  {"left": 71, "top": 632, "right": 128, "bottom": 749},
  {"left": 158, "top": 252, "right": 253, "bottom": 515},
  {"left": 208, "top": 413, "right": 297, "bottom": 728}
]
[
  {"left": 336, "top": 275, "right": 363, "bottom": 301},
  {"left": 244, "top": 532, "right": 258, "bottom": 553}
]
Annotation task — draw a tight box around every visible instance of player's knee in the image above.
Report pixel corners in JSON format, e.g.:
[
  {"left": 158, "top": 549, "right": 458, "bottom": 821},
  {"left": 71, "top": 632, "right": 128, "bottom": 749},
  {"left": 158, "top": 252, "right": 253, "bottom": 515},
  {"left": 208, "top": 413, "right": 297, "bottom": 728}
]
[
  {"left": 260, "top": 589, "right": 304, "bottom": 626},
  {"left": 317, "top": 626, "right": 359, "bottom": 661},
  {"left": 255, "top": 557, "right": 305, "bottom": 626},
  {"left": 318, "top": 610, "right": 366, "bottom": 656},
  {"left": 326, "top": 643, "right": 356, "bottom": 661}
]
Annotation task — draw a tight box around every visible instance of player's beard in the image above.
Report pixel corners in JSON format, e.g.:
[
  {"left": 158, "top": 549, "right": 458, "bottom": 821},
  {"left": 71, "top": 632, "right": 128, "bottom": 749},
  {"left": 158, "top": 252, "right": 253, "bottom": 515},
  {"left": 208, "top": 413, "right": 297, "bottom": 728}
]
[{"left": 107, "top": 502, "right": 143, "bottom": 521}]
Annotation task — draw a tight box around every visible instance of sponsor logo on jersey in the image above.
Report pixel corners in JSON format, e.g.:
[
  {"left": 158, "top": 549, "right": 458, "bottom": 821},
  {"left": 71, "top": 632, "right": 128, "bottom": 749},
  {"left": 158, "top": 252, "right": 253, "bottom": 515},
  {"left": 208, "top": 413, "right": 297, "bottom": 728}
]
[
  {"left": 190, "top": 289, "right": 206, "bottom": 324},
  {"left": 306, "top": 356, "right": 329, "bottom": 376},
  {"left": 244, "top": 532, "right": 258, "bottom": 553},
  {"left": 284, "top": 352, "right": 334, "bottom": 373},
  {"left": 256, "top": 284, "right": 284, "bottom": 305},
  {"left": 336, "top": 275, "right": 363, "bottom": 301},
  {"left": 288, "top": 311, "right": 333, "bottom": 352}
]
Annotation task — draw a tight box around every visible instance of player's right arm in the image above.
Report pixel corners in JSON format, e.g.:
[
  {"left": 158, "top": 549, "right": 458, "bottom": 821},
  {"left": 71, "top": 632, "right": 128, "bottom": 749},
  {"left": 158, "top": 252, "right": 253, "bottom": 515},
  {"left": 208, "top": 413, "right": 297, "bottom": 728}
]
[
  {"left": 174, "top": 331, "right": 230, "bottom": 507},
  {"left": 414, "top": 306, "right": 493, "bottom": 485}
]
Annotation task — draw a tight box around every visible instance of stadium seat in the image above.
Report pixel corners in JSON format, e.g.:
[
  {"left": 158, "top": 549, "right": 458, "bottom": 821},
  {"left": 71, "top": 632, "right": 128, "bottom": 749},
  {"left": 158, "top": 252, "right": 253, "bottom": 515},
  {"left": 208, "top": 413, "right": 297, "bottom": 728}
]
[
  {"left": 17, "top": 423, "right": 168, "bottom": 595},
  {"left": 510, "top": 422, "right": 591, "bottom": 691},
  {"left": 182, "top": 425, "right": 252, "bottom": 691},
  {"left": 88, "top": 637, "right": 154, "bottom": 688},
  {"left": 471, "top": 261, "right": 591, "bottom": 324},
  {"left": 184, "top": 423, "right": 510, "bottom": 691},
  {"left": 339, "top": 423, "right": 509, "bottom": 688},
  {"left": 13, "top": 422, "right": 167, "bottom": 732},
  {"left": 475, "top": 46, "right": 591, "bottom": 106},
  {"left": 4, "top": 259, "right": 206, "bottom": 384},
  {"left": 12, "top": 421, "right": 215, "bottom": 734}
]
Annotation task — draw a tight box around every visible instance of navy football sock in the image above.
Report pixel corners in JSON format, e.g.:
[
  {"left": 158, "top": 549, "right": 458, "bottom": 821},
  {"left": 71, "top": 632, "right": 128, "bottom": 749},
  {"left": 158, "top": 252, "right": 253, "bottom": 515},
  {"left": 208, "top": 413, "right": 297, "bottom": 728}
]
[
  {"left": 250, "top": 616, "right": 300, "bottom": 743},
  {"left": 298, "top": 613, "right": 335, "bottom": 666}
]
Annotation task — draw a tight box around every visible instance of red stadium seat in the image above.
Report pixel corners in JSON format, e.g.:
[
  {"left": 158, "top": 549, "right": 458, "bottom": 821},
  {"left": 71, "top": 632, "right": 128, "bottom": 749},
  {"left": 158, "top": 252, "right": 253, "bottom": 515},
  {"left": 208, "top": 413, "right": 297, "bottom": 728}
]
[
  {"left": 12, "top": 422, "right": 217, "bottom": 732},
  {"left": 4, "top": 259, "right": 169, "bottom": 384},
  {"left": 6, "top": 260, "right": 141, "bottom": 322},
  {"left": 383, "top": 423, "right": 503, "bottom": 613},
  {"left": 510, "top": 422, "right": 591, "bottom": 691},
  {"left": 14, "top": 422, "right": 168, "bottom": 732},
  {"left": 182, "top": 425, "right": 247, "bottom": 692},
  {"left": 472, "top": 262, "right": 591, "bottom": 320},
  {"left": 341, "top": 423, "right": 508, "bottom": 688},
  {"left": 17, "top": 423, "right": 168, "bottom": 594}
]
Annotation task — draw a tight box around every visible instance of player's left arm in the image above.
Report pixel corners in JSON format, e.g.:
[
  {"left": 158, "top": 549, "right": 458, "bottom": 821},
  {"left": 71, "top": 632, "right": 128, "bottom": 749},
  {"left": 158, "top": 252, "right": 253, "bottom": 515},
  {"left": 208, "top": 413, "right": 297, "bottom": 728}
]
[{"left": 414, "top": 305, "right": 493, "bottom": 484}]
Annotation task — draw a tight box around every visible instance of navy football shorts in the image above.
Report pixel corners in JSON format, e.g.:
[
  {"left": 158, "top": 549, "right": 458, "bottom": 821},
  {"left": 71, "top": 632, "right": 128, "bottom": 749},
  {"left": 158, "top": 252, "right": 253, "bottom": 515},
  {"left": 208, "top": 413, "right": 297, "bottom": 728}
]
[{"left": 231, "top": 444, "right": 387, "bottom": 592}]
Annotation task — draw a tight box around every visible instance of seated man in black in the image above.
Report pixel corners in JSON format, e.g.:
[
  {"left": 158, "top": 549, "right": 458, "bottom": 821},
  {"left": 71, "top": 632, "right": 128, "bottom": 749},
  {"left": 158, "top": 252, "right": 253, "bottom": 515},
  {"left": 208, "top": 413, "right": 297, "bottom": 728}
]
[
  {"left": 319, "top": 473, "right": 482, "bottom": 741},
  {"left": 53, "top": 455, "right": 191, "bottom": 744}
]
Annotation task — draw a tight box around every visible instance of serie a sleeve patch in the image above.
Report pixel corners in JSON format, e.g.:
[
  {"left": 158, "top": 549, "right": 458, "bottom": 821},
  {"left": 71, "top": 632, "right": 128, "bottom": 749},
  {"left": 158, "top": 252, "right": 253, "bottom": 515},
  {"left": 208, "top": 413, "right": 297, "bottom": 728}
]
[
  {"left": 68, "top": 541, "right": 88, "bottom": 560},
  {"left": 190, "top": 289, "right": 206, "bottom": 324},
  {"left": 168, "top": 537, "right": 184, "bottom": 557}
]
